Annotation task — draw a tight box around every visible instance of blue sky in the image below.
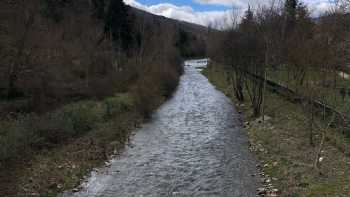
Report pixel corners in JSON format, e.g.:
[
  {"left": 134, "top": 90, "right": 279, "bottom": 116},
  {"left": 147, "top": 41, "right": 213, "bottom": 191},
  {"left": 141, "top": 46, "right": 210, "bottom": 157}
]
[
  {"left": 124, "top": 0, "right": 335, "bottom": 28},
  {"left": 135, "top": 0, "right": 229, "bottom": 11}
]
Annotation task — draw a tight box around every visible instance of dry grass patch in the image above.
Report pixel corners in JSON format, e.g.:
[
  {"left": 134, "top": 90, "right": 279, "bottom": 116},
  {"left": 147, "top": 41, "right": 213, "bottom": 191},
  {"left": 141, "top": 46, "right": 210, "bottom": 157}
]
[{"left": 203, "top": 65, "right": 350, "bottom": 196}]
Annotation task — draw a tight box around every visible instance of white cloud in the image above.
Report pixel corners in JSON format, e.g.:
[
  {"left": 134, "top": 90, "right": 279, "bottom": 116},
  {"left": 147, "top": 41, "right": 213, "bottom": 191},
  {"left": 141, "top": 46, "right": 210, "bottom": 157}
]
[
  {"left": 195, "top": 0, "right": 272, "bottom": 8},
  {"left": 124, "top": 0, "right": 234, "bottom": 28},
  {"left": 304, "top": 0, "right": 336, "bottom": 16},
  {"left": 196, "top": 0, "right": 335, "bottom": 15},
  {"left": 195, "top": 0, "right": 246, "bottom": 7},
  {"left": 123, "top": 0, "right": 335, "bottom": 28}
]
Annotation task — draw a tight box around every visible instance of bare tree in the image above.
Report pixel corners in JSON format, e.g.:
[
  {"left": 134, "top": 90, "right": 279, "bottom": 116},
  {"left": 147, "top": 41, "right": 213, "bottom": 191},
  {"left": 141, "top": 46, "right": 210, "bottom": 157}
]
[
  {"left": 6, "top": 1, "right": 37, "bottom": 99},
  {"left": 335, "top": 0, "right": 350, "bottom": 11}
]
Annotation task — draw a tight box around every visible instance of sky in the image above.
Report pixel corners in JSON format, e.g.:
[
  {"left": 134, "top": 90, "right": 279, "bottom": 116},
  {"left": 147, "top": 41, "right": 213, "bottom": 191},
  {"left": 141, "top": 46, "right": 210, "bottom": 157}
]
[{"left": 123, "top": 0, "right": 336, "bottom": 28}]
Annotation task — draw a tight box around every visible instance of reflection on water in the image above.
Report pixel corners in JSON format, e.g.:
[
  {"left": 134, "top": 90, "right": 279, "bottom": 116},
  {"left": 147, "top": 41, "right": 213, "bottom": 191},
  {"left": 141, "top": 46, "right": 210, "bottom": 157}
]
[{"left": 63, "top": 59, "right": 260, "bottom": 197}]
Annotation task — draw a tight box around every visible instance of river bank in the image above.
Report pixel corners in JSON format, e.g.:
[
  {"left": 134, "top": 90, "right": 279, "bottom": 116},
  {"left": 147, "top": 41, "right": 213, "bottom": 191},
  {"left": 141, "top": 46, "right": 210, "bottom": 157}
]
[
  {"left": 0, "top": 94, "right": 159, "bottom": 197},
  {"left": 0, "top": 65, "right": 182, "bottom": 197},
  {"left": 60, "top": 62, "right": 261, "bottom": 197},
  {"left": 203, "top": 64, "right": 350, "bottom": 196}
]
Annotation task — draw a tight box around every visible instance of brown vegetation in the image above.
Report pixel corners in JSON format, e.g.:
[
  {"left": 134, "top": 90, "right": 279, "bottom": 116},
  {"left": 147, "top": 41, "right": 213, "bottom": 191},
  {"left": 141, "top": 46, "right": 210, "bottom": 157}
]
[
  {"left": 0, "top": 0, "right": 189, "bottom": 162},
  {"left": 204, "top": 64, "right": 350, "bottom": 196},
  {"left": 0, "top": 0, "right": 207, "bottom": 114},
  {"left": 0, "top": 0, "right": 207, "bottom": 196},
  {"left": 208, "top": 0, "right": 350, "bottom": 125},
  {"left": 206, "top": 0, "right": 350, "bottom": 195}
]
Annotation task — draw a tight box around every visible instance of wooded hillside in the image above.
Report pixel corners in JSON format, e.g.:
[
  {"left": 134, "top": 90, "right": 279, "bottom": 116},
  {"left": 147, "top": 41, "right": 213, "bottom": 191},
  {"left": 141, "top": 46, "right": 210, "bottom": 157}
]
[
  {"left": 0, "top": 1, "right": 207, "bottom": 195},
  {"left": 0, "top": 0, "right": 207, "bottom": 116}
]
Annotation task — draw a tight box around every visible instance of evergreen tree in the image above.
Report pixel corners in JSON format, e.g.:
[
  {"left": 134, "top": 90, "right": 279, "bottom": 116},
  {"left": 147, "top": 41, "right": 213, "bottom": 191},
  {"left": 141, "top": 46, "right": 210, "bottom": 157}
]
[
  {"left": 240, "top": 6, "right": 255, "bottom": 35},
  {"left": 284, "top": 0, "right": 298, "bottom": 34},
  {"left": 92, "top": 0, "right": 106, "bottom": 19},
  {"left": 243, "top": 5, "right": 254, "bottom": 22},
  {"left": 104, "top": 0, "right": 134, "bottom": 52},
  {"left": 42, "top": 0, "right": 70, "bottom": 22},
  {"left": 175, "top": 29, "right": 190, "bottom": 57}
]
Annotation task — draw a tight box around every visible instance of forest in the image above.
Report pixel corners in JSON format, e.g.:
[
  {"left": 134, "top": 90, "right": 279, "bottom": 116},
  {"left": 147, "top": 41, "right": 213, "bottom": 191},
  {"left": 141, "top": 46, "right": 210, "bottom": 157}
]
[
  {"left": 1, "top": 0, "right": 350, "bottom": 196},
  {"left": 0, "top": 0, "right": 206, "bottom": 196},
  {"left": 204, "top": 0, "right": 350, "bottom": 195},
  {"left": 208, "top": 0, "right": 350, "bottom": 126}
]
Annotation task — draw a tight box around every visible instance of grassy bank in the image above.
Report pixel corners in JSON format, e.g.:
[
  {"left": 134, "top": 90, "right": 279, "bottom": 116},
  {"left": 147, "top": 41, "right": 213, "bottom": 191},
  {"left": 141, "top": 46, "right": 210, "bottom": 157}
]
[
  {"left": 203, "top": 65, "right": 350, "bottom": 196},
  {"left": 0, "top": 73, "right": 179, "bottom": 196},
  {"left": 266, "top": 67, "right": 350, "bottom": 115}
]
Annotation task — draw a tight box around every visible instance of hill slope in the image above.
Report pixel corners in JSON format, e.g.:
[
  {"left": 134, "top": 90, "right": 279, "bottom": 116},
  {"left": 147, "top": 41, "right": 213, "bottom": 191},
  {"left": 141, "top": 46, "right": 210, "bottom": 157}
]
[{"left": 0, "top": 1, "right": 208, "bottom": 196}]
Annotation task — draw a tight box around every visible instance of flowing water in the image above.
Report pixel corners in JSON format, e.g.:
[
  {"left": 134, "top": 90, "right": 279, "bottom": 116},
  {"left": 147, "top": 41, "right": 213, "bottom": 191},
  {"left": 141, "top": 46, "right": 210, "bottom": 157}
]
[{"left": 63, "top": 60, "right": 260, "bottom": 197}]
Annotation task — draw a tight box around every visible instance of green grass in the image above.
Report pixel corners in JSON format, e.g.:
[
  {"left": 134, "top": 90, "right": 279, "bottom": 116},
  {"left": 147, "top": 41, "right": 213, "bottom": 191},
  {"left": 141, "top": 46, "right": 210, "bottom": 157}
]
[
  {"left": 203, "top": 64, "right": 350, "bottom": 197},
  {"left": 266, "top": 67, "right": 350, "bottom": 114},
  {"left": 0, "top": 93, "right": 145, "bottom": 196},
  {"left": 104, "top": 93, "right": 135, "bottom": 118},
  {"left": 0, "top": 63, "right": 182, "bottom": 196},
  {"left": 16, "top": 112, "right": 140, "bottom": 197},
  {"left": 0, "top": 94, "right": 136, "bottom": 163}
]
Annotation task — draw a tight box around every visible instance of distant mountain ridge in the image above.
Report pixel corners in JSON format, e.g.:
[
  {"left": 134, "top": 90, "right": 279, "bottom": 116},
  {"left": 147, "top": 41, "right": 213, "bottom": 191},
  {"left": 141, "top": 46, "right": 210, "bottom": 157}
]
[{"left": 129, "top": 6, "right": 209, "bottom": 39}]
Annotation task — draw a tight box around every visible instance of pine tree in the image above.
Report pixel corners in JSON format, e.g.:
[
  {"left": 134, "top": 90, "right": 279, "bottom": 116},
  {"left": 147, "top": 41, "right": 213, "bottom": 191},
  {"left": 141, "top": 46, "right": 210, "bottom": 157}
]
[
  {"left": 284, "top": 0, "right": 298, "bottom": 34},
  {"left": 175, "top": 29, "right": 190, "bottom": 57},
  {"left": 92, "top": 0, "right": 106, "bottom": 19},
  {"left": 285, "top": 0, "right": 298, "bottom": 17},
  {"left": 240, "top": 6, "right": 255, "bottom": 35},
  {"left": 244, "top": 5, "right": 254, "bottom": 22},
  {"left": 104, "top": 0, "right": 134, "bottom": 52},
  {"left": 42, "top": 0, "right": 69, "bottom": 22}
]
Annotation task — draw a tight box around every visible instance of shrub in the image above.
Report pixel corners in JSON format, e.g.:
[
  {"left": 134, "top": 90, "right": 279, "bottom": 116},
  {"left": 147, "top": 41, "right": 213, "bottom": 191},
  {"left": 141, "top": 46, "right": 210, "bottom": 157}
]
[
  {"left": 159, "top": 69, "right": 180, "bottom": 98},
  {"left": 131, "top": 76, "right": 161, "bottom": 119},
  {"left": 0, "top": 115, "right": 40, "bottom": 162},
  {"left": 104, "top": 94, "right": 134, "bottom": 118},
  {"left": 0, "top": 94, "right": 139, "bottom": 163},
  {"left": 33, "top": 101, "right": 104, "bottom": 145},
  {"left": 60, "top": 101, "right": 103, "bottom": 135}
]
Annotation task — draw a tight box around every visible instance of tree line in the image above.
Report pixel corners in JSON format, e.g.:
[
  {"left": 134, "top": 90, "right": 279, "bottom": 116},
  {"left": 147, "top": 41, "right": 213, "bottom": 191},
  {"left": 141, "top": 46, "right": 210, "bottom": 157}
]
[
  {"left": 208, "top": 0, "right": 350, "bottom": 118},
  {"left": 0, "top": 1, "right": 208, "bottom": 191},
  {"left": 0, "top": 0, "right": 205, "bottom": 116}
]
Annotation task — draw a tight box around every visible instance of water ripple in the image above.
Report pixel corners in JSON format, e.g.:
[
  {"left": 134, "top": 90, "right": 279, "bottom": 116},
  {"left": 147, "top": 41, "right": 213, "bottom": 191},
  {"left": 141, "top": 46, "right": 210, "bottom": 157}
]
[{"left": 62, "top": 61, "right": 260, "bottom": 197}]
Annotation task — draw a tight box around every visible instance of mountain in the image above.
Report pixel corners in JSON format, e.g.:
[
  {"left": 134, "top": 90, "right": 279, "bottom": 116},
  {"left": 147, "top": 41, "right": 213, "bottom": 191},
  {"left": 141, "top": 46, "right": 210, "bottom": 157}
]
[
  {"left": 0, "top": 0, "right": 209, "bottom": 115},
  {"left": 129, "top": 6, "right": 209, "bottom": 39}
]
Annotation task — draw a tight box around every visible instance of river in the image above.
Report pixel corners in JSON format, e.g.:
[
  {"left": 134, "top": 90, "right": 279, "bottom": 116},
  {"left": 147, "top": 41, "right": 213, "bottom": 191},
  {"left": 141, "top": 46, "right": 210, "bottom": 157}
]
[{"left": 62, "top": 59, "right": 260, "bottom": 197}]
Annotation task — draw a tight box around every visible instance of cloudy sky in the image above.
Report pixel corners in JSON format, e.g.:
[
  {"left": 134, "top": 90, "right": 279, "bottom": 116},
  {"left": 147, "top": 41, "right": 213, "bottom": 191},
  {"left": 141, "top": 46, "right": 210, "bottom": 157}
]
[{"left": 124, "top": 0, "right": 335, "bottom": 28}]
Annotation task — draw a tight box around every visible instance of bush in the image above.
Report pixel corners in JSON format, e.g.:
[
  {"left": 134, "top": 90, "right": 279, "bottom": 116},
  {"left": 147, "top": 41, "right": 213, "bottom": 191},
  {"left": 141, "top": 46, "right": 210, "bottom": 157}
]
[
  {"left": 60, "top": 101, "right": 103, "bottom": 135},
  {"left": 0, "top": 115, "right": 40, "bottom": 161},
  {"left": 104, "top": 94, "right": 134, "bottom": 118},
  {"left": 131, "top": 63, "right": 181, "bottom": 118},
  {"left": 132, "top": 77, "right": 160, "bottom": 119},
  {"left": 0, "top": 95, "right": 137, "bottom": 163},
  {"left": 32, "top": 101, "right": 104, "bottom": 145},
  {"left": 159, "top": 69, "right": 180, "bottom": 98},
  {"left": 41, "top": 0, "right": 69, "bottom": 22}
]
